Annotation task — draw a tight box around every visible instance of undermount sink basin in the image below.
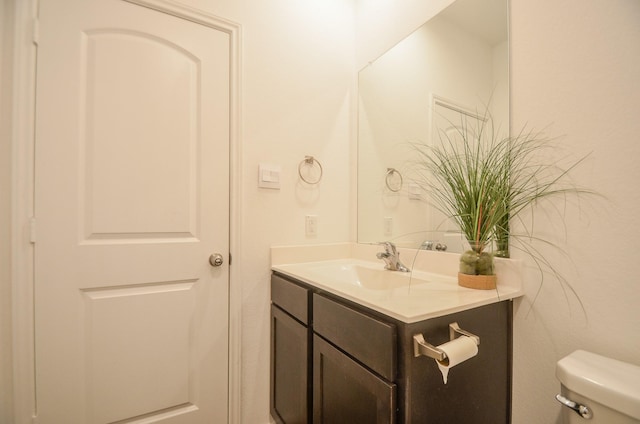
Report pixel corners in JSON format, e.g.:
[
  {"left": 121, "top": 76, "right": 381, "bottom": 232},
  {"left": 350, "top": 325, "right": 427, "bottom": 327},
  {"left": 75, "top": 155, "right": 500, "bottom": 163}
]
[{"left": 305, "top": 262, "right": 431, "bottom": 290}]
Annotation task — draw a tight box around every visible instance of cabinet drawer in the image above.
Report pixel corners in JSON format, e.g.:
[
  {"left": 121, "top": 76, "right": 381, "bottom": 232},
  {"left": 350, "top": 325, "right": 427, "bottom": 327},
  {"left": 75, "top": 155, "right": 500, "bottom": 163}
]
[
  {"left": 313, "top": 294, "right": 396, "bottom": 381},
  {"left": 271, "top": 273, "right": 310, "bottom": 324}
]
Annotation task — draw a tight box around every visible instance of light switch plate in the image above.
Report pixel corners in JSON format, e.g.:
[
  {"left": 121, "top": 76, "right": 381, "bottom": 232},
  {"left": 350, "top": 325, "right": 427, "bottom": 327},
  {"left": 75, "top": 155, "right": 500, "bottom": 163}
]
[
  {"left": 258, "top": 164, "right": 281, "bottom": 189},
  {"left": 408, "top": 183, "right": 422, "bottom": 200}
]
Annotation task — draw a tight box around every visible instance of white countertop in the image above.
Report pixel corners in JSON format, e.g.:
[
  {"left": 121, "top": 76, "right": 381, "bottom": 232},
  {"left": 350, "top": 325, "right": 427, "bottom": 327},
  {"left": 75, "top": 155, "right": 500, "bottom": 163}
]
[{"left": 271, "top": 243, "right": 524, "bottom": 323}]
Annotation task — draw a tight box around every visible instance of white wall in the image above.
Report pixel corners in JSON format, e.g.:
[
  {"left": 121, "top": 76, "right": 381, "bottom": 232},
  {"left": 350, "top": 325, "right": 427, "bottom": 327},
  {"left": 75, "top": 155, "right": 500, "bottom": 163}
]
[
  {"left": 180, "top": 2, "right": 356, "bottom": 423},
  {"left": 510, "top": 0, "right": 640, "bottom": 422}
]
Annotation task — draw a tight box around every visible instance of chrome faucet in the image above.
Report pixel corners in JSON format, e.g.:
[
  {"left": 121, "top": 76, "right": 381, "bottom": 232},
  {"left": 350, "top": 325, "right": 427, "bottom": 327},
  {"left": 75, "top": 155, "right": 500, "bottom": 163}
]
[{"left": 376, "top": 242, "right": 410, "bottom": 272}]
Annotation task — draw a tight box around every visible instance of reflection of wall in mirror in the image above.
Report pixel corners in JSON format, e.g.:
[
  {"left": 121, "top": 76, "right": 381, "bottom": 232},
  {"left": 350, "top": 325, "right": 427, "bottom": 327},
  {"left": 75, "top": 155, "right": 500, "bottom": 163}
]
[{"left": 357, "top": 11, "right": 508, "bottom": 248}]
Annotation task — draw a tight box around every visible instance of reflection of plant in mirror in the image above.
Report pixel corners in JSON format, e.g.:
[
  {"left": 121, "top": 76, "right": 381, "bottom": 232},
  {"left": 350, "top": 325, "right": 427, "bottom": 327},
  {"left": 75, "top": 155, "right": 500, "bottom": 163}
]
[
  {"left": 411, "top": 115, "right": 505, "bottom": 276},
  {"left": 411, "top": 111, "right": 596, "bottom": 278}
]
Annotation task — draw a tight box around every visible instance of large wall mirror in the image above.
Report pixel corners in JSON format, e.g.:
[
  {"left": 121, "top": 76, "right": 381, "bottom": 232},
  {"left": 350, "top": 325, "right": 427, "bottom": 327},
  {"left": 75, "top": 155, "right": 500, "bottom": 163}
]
[{"left": 357, "top": 0, "right": 508, "bottom": 252}]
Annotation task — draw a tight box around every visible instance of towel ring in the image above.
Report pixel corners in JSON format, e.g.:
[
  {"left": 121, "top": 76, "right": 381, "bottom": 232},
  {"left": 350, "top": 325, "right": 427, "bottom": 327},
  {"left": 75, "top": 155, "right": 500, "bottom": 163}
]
[
  {"left": 298, "top": 156, "right": 323, "bottom": 184},
  {"left": 385, "top": 168, "right": 403, "bottom": 192}
]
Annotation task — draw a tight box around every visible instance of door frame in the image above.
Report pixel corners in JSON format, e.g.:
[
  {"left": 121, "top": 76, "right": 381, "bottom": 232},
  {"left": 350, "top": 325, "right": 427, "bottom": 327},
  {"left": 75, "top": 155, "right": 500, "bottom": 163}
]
[{"left": 9, "top": 1, "right": 243, "bottom": 423}]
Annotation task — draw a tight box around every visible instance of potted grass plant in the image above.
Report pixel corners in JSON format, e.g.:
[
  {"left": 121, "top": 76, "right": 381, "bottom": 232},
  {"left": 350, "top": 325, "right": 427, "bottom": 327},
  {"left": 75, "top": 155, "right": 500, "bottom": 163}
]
[
  {"left": 411, "top": 116, "right": 505, "bottom": 289},
  {"left": 411, "top": 112, "right": 593, "bottom": 290}
]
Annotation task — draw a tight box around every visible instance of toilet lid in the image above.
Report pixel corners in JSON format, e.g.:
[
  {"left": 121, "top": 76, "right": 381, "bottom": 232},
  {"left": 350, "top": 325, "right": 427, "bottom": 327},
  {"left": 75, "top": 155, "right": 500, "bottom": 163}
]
[{"left": 556, "top": 350, "right": 640, "bottom": 420}]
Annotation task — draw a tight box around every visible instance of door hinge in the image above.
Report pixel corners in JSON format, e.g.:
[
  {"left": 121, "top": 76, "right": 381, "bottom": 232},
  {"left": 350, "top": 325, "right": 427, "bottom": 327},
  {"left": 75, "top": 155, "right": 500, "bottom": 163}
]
[
  {"left": 31, "top": 414, "right": 38, "bottom": 424},
  {"left": 229, "top": 253, "right": 232, "bottom": 266},
  {"left": 29, "top": 217, "right": 36, "bottom": 243},
  {"left": 32, "top": 17, "right": 39, "bottom": 45}
]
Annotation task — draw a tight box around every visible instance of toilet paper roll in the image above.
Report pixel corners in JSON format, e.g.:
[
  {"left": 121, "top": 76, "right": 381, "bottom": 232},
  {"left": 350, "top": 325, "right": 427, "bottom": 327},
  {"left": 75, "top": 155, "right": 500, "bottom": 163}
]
[{"left": 436, "top": 336, "right": 478, "bottom": 384}]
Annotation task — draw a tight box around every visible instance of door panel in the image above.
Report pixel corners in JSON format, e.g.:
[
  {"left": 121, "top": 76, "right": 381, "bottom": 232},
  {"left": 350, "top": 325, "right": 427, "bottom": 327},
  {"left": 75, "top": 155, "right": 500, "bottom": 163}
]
[
  {"left": 83, "top": 281, "right": 195, "bottom": 423},
  {"left": 34, "top": 1, "right": 230, "bottom": 423},
  {"left": 83, "top": 29, "right": 200, "bottom": 239}
]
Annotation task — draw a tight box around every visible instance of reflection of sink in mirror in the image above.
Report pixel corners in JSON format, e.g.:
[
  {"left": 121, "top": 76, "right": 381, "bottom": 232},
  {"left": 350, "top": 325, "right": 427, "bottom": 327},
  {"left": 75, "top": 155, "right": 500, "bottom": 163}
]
[{"left": 307, "top": 262, "right": 430, "bottom": 290}]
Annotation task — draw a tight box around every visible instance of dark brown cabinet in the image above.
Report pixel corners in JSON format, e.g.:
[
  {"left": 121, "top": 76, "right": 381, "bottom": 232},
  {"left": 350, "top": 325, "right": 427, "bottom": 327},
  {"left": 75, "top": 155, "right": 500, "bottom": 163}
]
[
  {"left": 271, "top": 272, "right": 513, "bottom": 424},
  {"left": 271, "top": 274, "right": 312, "bottom": 424}
]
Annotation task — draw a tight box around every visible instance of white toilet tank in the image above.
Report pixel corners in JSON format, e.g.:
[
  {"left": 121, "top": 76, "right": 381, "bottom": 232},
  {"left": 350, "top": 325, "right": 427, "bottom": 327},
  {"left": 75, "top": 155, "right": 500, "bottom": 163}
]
[{"left": 556, "top": 350, "right": 640, "bottom": 423}]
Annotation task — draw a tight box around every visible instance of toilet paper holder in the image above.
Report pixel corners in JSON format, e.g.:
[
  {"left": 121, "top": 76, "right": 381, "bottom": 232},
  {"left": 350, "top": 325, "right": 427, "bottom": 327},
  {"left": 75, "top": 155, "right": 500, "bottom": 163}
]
[{"left": 413, "top": 322, "right": 480, "bottom": 361}]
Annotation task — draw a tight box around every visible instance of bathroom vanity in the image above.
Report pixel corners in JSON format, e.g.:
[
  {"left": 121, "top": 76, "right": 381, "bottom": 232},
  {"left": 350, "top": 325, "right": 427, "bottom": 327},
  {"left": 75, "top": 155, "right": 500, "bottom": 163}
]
[{"left": 270, "top": 261, "right": 516, "bottom": 424}]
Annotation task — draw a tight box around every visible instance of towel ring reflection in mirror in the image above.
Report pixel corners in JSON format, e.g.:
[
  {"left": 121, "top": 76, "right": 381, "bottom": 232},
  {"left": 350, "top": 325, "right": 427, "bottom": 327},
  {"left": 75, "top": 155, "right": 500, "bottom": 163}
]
[
  {"left": 298, "top": 156, "right": 323, "bottom": 184},
  {"left": 385, "top": 167, "right": 403, "bottom": 192}
]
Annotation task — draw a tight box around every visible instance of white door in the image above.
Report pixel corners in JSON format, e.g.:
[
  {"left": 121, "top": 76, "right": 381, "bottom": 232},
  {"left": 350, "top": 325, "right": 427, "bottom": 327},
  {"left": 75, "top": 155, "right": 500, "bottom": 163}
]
[{"left": 34, "top": 0, "right": 230, "bottom": 423}]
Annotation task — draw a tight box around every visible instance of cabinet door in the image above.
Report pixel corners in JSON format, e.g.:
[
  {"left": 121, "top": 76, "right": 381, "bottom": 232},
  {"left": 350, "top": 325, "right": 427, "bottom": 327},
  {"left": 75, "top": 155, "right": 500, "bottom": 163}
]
[
  {"left": 271, "top": 305, "right": 310, "bottom": 424},
  {"left": 314, "top": 335, "right": 396, "bottom": 424}
]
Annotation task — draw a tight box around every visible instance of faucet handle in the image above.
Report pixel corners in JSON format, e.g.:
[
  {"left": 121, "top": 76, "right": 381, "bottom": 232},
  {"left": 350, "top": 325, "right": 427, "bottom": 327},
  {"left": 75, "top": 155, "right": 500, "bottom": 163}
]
[
  {"left": 420, "top": 240, "right": 434, "bottom": 250},
  {"left": 377, "top": 241, "right": 397, "bottom": 255},
  {"left": 376, "top": 241, "right": 410, "bottom": 272},
  {"left": 420, "top": 240, "right": 447, "bottom": 251}
]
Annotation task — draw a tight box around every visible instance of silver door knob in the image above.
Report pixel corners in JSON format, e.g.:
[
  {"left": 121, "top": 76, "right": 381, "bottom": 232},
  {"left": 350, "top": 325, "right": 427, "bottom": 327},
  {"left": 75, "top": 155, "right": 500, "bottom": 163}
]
[{"left": 209, "top": 253, "right": 224, "bottom": 267}]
